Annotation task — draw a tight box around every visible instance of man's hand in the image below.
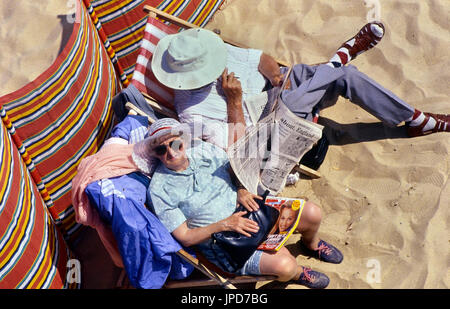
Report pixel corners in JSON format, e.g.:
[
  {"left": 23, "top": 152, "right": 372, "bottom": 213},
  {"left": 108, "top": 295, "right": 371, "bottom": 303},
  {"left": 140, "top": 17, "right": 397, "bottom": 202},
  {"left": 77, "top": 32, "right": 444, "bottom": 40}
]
[
  {"left": 221, "top": 68, "right": 243, "bottom": 106},
  {"left": 222, "top": 68, "right": 246, "bottom": 147},
  {"left": 258, "top": 53, "right": 291, "bottom": 89},
  {"left": 237, "top": 188, "right": 263, "bottom": 212},
  {"left": 269, "top": 73, "right": 285, "bottom": 87},
  {"left": 270, "top": 73, "right": 291, "bottom": 90}
]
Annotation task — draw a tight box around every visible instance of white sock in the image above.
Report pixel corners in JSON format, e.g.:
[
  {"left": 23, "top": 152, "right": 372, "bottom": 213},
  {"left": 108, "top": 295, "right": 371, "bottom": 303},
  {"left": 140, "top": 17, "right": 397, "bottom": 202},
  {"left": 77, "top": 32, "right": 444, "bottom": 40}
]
[{"left": 371, "top": 24, "right": 384, "bottom": 38}]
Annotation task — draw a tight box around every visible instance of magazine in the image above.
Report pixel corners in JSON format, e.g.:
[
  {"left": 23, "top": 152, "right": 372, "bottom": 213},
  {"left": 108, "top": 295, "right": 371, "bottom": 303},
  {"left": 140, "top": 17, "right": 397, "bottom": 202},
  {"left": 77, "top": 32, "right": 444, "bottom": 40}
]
[
  {"left": 228, "top": 67, "right": 324, "bottom": 195},
  {"left": 257, "top": 196, "right": 305, "bottom": 251}
]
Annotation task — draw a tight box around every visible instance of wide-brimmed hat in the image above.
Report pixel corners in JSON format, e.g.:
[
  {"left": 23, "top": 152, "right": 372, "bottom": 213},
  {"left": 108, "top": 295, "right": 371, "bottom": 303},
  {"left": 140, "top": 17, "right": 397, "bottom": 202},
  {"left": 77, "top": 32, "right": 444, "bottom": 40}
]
[
  {"left": 151, "top": 28, "right": 227, "bottom": 90},
  {"left": 132, "top": 118, "right": 191, "bottom": 174}
]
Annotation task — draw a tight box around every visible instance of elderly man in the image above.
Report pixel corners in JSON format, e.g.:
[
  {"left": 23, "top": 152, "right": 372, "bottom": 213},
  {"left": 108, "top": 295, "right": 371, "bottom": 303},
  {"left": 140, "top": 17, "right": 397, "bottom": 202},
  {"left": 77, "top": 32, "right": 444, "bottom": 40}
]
[
  {"left": 134, "top": 118, "right": 344, "bottom": 289},
  {"left": 150, "top": 22, "right": 449, "bottom": 151}
]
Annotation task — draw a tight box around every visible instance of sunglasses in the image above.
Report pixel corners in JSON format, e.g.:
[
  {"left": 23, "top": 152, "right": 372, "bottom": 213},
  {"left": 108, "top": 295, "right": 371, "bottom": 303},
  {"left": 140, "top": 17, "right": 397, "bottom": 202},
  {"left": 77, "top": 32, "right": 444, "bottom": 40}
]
[{"left": 153, "top": 139, "right": 184, "bottom": 156}]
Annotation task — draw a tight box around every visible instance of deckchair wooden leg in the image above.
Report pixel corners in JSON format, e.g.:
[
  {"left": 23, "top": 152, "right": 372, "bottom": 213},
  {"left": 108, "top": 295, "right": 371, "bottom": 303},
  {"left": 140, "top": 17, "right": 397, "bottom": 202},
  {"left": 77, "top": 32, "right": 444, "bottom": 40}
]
[
  {"left": 176, "top": 249, "right": 237, "bottom": 289},
  {"left": 296, "top": 164, "right": 321, "bottom": 179},
  {"left": 125, "top": 102, "right": 157, "bottom": 124},
  {"left": 140, "top": 92, "right": 178, "bottom": 119}
]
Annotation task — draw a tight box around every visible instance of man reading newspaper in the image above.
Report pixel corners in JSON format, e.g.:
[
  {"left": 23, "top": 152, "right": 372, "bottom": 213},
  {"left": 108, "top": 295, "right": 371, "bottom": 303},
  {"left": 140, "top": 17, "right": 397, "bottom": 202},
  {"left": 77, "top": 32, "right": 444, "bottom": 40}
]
[{"left": 150, "top": 24, "right": 450, "bottom": 193}]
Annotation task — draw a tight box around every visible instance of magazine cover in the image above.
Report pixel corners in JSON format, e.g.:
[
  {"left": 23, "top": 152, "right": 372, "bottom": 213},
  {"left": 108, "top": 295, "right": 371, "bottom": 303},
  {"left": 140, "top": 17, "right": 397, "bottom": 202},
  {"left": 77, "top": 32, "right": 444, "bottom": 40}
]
[{"left": 258, "top": 197, "right": 305, "bottom": 251}]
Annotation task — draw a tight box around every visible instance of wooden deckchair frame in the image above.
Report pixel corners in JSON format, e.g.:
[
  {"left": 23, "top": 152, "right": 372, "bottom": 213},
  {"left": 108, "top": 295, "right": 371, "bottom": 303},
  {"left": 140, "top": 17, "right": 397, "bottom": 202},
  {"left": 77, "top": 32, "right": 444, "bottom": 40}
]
[{"left": 122, "top": 5, "right": 325, "bottom": 289}]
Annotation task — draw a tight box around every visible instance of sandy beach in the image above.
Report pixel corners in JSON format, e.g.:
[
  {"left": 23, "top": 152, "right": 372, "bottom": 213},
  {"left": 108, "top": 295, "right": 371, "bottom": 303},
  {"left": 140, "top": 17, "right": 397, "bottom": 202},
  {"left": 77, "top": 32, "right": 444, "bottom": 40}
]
[{"left": 1, "top": 0, "right": 448, "bottom": 289}]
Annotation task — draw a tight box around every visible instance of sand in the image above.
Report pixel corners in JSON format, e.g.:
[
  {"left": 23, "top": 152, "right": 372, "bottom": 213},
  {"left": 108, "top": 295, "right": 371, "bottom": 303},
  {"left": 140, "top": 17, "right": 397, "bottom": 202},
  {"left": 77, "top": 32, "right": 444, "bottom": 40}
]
[
  {"left": 0, "top": 1, "right": 74, "bottom": 96},
  {"left": 1, "top": 0, "right": 448, "bottom": 289}
]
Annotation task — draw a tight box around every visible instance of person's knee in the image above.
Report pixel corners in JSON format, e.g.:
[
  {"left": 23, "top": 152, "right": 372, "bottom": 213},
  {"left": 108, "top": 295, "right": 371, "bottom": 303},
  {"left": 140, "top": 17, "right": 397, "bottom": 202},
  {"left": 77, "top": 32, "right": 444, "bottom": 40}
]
[
  {"left": 340, "top": 64, "right": 364, "bottom": 87},
  {"left": 272, "top": 254, "right": 298, "bottom": 282},
  {"left": 342, "top": 64, "right": 359, "bottom": 75},
  {"left": 305, "top": 201, "right": 322, "bottom": 224},
  {"left": 299, "top": 201, "right": 322, "bottom": 231}
]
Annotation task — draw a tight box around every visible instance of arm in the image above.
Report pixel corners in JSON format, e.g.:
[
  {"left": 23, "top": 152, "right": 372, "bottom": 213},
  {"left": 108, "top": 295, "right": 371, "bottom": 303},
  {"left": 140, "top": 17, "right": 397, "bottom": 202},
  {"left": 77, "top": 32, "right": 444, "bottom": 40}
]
[
  {"left": 221, "top": 68, "right": 247, "bottom": 148},
  {"left": 171, "top": 211, "right": 259, "bottom": 247},
  {"left": 258, "top": 53, "right": 284, "bottom": 87},
  {"left": 228, "top": 166, "right": 262, "bottom": 212}
]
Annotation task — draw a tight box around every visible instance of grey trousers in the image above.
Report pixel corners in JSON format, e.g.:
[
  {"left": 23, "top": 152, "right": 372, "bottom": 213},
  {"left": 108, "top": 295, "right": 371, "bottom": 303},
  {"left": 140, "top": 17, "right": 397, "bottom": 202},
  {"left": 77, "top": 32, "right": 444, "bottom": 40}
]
[{"left": 281, "top": 64, "right": 415, "bottom": 126}]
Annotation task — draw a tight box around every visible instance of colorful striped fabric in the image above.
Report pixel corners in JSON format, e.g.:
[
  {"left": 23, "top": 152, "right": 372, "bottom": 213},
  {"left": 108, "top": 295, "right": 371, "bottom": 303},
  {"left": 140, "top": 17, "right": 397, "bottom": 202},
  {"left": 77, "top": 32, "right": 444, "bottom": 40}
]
[
  {"left": 131, "top": 17, "right": 177, "bottom": 109},
  {"left": 0, "top": 108, "right": 77, "bottom": 289},
  {"left": 0, "top": 1, "right": 118, "bottom": 240},
  {"left": 89, "top": 0, "right": 226, "bottom": 84}
]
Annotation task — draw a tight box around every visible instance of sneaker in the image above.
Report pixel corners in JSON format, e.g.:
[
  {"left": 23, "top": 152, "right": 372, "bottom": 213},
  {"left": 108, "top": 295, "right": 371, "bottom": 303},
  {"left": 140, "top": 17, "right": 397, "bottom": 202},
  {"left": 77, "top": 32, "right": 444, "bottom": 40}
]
[
  {"left": 341, "top": 22, "right": 385, "bottom": 61},
  {"left": 300, "top": 239, "right": 344, "bottom": 264},
  {"left": 407, "top": 112, "right": 450, "bottom": 137},
  {"left": 295, "top": 267, "right": 330, "bottom": 289}
]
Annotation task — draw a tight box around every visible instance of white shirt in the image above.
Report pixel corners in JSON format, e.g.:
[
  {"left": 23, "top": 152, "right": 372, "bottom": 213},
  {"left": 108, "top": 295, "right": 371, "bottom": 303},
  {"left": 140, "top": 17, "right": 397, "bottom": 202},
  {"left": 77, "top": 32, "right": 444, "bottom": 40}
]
[{"left": 174, "top": 44, "right": 266, "bottom": 149}]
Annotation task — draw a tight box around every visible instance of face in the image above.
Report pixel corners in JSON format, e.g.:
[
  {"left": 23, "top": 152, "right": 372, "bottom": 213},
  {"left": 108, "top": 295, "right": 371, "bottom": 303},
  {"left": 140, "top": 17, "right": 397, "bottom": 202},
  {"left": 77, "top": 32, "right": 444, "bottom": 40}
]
[
  {"left": 153, "top": 136, "right": 188, "bottom": 172},
  {"left": 278, "top": 207, "right": 297, "bottom": 232}
]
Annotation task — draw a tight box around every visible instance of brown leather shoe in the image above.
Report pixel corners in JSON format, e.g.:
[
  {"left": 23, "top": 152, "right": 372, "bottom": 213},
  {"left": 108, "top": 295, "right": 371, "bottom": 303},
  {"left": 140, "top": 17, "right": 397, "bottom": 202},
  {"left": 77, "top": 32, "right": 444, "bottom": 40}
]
[
  {"left": 341, "top": 22, "right": 385, "bottom": 59},
  {"left": 407, "top": 112, "right": 450, "bottom": 137}
]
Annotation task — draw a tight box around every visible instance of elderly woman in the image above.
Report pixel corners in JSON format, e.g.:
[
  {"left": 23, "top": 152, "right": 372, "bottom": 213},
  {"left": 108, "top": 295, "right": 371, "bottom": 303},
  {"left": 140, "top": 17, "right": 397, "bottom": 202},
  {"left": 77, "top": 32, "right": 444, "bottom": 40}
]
[{"left": 134, "top": 118, "right": 343, "bottom": 289}]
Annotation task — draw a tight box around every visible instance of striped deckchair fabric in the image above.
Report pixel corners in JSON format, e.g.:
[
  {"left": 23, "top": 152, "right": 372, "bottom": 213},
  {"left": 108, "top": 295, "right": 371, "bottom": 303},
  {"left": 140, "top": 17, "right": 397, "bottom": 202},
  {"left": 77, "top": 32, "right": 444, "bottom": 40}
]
[
  {"left": 88, "top": 0, "right": 226, "bottom": 85},
  {"left": 131, "top": 16, "right": 177, "bottom": 109},
  {"left": 0, "top": 109, "right": 77, "bottom": 289},
  {"left": 0, "top": 2, "right": 118, "bottom": 241}
]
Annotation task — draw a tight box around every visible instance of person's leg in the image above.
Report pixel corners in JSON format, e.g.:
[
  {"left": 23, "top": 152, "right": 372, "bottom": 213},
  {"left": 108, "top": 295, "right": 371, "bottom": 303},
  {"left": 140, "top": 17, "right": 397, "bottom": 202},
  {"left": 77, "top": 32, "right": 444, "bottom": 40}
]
[
  {"left": 320, "top": 65, "right": 450, "bottom": 136},
  {"left": 324, "top": 23, "right": 449, "bottom": 136},
  {"left": 296, "top": 202, "right": 344, "bottom": 264},
  {"left": 282, "top": 63, "right": 415, "bottom": 127},
  {"left": 327, "top": 22, "right": 385, "bottom": 68},
  {"left": 258, "top": 247, "right": 330, "bottom": 289},
  {"left": 319, "top": 64, "right": 415, "bottom": 125},
  {"left": 296, "top": 201, "right": 322, "bottom": 249},
  {"left": 258, "top": 247, "right": 298, "bottom": 282}
]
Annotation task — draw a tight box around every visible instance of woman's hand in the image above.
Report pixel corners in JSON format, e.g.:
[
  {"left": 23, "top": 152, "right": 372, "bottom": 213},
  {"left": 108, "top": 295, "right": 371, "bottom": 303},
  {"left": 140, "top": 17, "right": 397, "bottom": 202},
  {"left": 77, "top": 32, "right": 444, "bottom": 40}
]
[
  {"left": 220, "top": 211, "right": 259, "bottom": 237},
  {"left": 237, "top": 188, "right": 262, "bottom": 212},
  {"left": 142, "top": 132, "right": 182, "bottom": 157}
]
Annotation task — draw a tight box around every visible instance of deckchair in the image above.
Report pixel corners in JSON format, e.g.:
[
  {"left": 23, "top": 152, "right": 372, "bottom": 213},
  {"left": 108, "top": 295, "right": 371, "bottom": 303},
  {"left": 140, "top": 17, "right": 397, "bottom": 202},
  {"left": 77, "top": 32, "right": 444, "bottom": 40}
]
[{"left": 121, "top": 5, "right": 326, "bottom": 289}]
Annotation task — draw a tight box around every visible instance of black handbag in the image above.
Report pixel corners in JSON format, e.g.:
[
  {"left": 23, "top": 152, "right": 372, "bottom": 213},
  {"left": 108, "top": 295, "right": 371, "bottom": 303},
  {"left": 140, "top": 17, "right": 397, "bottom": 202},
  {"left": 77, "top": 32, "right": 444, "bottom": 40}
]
[{"left": 211, "top": 190, "right": 279, "bottom": 271}]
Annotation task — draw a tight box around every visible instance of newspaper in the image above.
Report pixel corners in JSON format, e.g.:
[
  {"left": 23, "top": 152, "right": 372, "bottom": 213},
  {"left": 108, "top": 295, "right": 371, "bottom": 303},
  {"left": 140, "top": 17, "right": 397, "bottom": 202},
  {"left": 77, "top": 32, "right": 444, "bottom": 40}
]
[
  {"left": 245, "top": 66, "right": 293, "bottom": 125},
  {"left": 257, "top": 197, "right": 305, "bottom": 251},
  {"left": 228, "top": 67, "right": 323, "bottom": 195}
]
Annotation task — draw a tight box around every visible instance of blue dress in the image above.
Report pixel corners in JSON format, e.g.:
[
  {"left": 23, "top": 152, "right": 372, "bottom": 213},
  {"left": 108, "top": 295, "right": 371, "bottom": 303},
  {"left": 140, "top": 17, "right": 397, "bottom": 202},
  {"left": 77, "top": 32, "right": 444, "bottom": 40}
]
[{"left": 149, "top": 139, "right": 237, "bottom": 234}]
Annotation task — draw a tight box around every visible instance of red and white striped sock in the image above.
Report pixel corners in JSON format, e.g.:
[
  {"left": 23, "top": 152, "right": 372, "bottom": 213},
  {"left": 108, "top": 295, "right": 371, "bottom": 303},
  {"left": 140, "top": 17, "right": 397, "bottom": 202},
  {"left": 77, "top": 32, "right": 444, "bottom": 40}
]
[
  {"left": 327, "top": 23, "right": 384, "bottom": 68},
  {"left": 407, "top": 109, "right": 436, "bottom": 132}
]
